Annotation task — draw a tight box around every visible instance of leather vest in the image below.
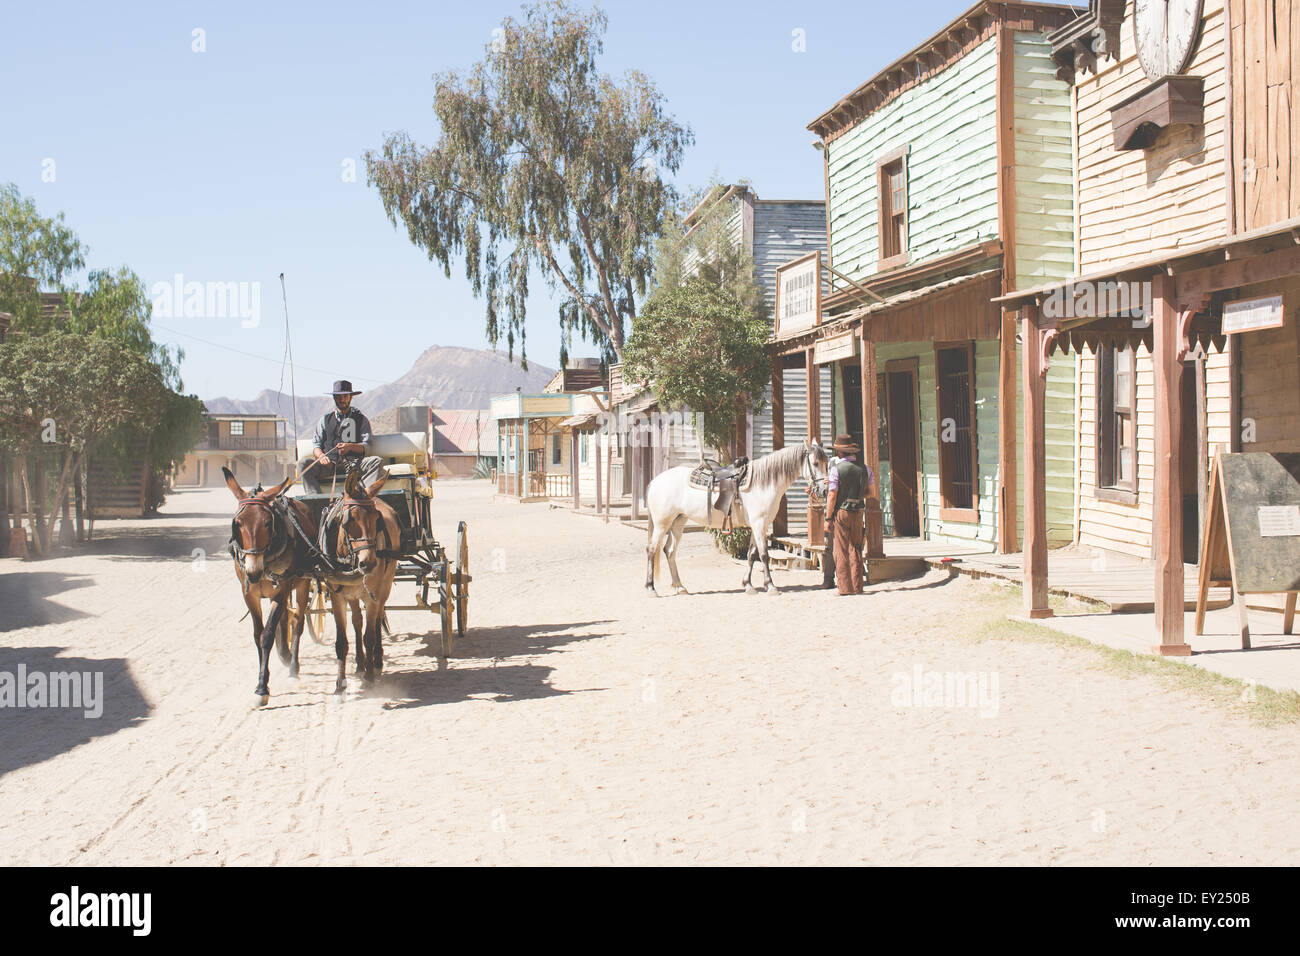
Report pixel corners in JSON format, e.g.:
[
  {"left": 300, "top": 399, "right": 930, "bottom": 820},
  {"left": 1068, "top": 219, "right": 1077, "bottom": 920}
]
[{"left": 834, "top": 459, "right": 868, "bottom": 502}]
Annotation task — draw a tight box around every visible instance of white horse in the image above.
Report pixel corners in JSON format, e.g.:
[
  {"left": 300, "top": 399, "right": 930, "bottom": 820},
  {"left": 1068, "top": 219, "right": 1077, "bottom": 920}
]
[{"left": 645, "top": 439, "right": 829, "bottom": 596}]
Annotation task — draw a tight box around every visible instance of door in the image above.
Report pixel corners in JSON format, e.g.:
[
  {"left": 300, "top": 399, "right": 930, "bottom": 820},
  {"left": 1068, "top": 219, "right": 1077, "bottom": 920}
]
[
  {"left": 1180, "top": 356, "right": 1205, "bottom": 564},
  {"left": 840, "top": 361, "right": 863, "bottom": 452},
  {"left": 886, "top": 362, "right": 921, "bottom": 537}
]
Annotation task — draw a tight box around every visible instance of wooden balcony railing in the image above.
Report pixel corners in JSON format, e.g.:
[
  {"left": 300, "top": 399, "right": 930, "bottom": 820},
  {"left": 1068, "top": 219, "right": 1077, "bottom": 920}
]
[{"left": 194, "top": 436, "right": 287, "bottom": 451}]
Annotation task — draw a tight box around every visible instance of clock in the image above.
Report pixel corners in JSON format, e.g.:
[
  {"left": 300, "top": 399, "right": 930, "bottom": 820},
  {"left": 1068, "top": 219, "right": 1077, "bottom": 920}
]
[{"left": 1133, "top": 0, "right": 1204, "bottom": 80}]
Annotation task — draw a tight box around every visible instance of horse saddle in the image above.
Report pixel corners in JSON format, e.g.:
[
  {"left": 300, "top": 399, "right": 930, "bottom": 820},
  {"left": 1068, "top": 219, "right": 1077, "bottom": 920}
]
[{"left": 688, "top": 458, "right": 750, "bottom": 530}]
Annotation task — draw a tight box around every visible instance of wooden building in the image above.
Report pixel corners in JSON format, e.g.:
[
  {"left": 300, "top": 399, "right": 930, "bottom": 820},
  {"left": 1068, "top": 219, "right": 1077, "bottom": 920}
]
[
  {"left": 176, "top": 414, "right": 291, "bottom": 488},
  {"left": 773, "top": 0, "right": 1082, "bottom": 553},
  {"left": 1001, "top": 0, "right": 1300, "bottom": 653}
]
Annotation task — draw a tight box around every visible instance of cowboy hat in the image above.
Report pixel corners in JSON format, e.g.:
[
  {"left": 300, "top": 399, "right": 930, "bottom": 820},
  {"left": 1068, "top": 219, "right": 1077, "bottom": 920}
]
[
  {"left": 327, "top": 379, "right": 363, "bottom": 396},
  {"left": 830, "top": 433, "right": 861, "bottom": 453}
]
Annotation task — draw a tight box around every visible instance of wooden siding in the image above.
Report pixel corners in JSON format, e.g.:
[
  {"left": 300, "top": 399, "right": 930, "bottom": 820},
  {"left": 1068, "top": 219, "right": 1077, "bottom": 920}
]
[
  {"left": 1237, "top": 275, "right": 1300, "bottom": 452},
  {"left": 1229, "top": 0, "right": 1300, "bottom": 231},
  {"left": 1075, "top": 0, "right": 1229, "bottom": 270},
  {"left": 776, "top": 365, "right": 834, "bottom": 534},
  {"left": 1013, "top": 31, "right": 1076, "bottom": 286},
  {"left": 826, "top": 36, "right": 1001, "bottom": 282},
  {"left": 1014, "top": 348, "right": 1078, "bottom": 546},
  {"left": 1075, "top": 342, "right": 1233, "bottom": 557}
]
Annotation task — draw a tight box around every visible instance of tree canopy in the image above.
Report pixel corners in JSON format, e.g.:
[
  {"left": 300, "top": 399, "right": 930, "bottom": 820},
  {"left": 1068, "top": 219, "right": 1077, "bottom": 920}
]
[
  {"left": 623, "top": 277, "right": 770, "bottom": 455},
  {"left": 365, "top": 0, "right": 692, "bottom": 366}
]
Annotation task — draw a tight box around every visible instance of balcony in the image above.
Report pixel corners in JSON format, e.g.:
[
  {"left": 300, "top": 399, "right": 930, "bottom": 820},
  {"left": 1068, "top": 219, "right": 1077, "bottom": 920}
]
[{"left": 194, "top": 436, "right": 287, "bottom": 451}]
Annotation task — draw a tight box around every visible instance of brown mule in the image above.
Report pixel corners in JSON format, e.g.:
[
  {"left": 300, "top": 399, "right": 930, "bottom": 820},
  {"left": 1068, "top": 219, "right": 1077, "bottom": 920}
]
[
  {"left": 224, "top": 467, "right": 317, "bottom": 706},
  {"left": 321, "top": 469, "right": 399, "bottom": 693}
]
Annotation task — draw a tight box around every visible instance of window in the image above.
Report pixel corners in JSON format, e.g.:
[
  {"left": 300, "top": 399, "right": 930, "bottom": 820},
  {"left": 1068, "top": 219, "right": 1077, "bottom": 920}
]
[
  {"left": 877, "top": 147, "right": 909, "bottom": 268},
  {"left": 1096, "top": 345, "right": 1137, "bottom": 502},
  {"left": 935, "top": 343, "right": 977, "bottom": 520},
  {"left": 229, "top": 420, "right": 244, "bottom": 435},
  {"left": 580, "top": 433, "right": 588, "bottom": 465},
  {"left": 552, "top": 433, "right": 562, "bottom": 466}
]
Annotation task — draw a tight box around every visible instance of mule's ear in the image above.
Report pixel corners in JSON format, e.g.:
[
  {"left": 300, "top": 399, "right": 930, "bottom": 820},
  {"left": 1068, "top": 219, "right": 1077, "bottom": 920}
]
[
  {"left": 364, "top": 469, "right": 390, "bottom": 499},
  {"left": 222, "top": 466, "right": 247, "bottom": 500},
  {"left": 263, "top": 473, "right": 294, "bottom": 499},
  {"left": 344, "top": 468, "right": 360, "bottom": 498}
]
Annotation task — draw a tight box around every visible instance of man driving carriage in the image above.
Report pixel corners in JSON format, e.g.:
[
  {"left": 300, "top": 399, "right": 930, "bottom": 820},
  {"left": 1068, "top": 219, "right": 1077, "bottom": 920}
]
[{"left": 297, "top": 379, "right": 385, "bottom": 494}]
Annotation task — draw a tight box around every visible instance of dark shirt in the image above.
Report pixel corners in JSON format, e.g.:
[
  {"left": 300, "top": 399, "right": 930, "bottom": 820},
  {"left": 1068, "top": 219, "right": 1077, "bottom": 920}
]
[
  {"left": 313, "top": 408, "right": 372, "bottom": 463},
  {"left": 831, "top": 457, "right": 869, "bottom": 502}
]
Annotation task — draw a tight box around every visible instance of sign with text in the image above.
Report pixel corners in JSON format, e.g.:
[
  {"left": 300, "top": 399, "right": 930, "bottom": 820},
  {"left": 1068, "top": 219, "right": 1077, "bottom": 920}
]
[
  {"left": 813, "top": 330, "right": 858, "bottom": 364},
  {"left": 1222, "top": 294, "right": 1284, "bottom": 334},
  {"left": 774, "top": 251, "right": 821, "bottom": 337}
]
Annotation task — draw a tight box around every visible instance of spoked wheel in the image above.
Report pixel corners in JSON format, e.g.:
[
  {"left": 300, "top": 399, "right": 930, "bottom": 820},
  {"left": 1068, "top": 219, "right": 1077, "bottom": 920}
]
[
  {"left": 305, "top": 580, "right": 332, "bottom": 645},
  {"left": 439, "top": 558, "right": 454, "bottom": 659},
  {"left": 455, "top": 521, "right": 469, "bottom": 638}
]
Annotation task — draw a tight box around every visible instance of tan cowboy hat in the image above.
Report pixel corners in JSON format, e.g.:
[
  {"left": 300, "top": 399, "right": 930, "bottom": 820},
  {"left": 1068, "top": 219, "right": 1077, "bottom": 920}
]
[{"left": 831, "top": 433, "right": 860, "bottom": 453}]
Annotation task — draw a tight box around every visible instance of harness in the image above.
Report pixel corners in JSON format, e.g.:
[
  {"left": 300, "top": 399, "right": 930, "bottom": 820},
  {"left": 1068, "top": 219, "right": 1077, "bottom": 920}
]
[
  {"left": 230, "top": 497, "right": 288, "bottom": 562},
  {"left": 317, "top": 495, "right": 395, "bottom": 604}
]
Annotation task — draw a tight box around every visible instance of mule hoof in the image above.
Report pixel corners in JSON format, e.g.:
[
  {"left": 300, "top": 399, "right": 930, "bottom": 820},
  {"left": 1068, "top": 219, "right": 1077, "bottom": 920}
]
[
  {"left": 673, "top": 586, "right": 689, "bottom": 595},
  {"left": 745, "top": 585, "right": 759, "bottom": 595},
  {"left": 765, "top": 586, "right": 782, "bottom": 596},
  {"left": 333, "top": 681, "right": 346, "bottom": 695},
  {"left": 252, "top": 693, "right": 270, "bottom": 708}
]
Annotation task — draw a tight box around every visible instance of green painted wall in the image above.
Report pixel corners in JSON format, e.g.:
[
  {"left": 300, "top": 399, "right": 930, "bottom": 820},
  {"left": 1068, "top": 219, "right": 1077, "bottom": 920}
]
[{"left": 826, "top": 36, "right": 999, "bottom": 280}]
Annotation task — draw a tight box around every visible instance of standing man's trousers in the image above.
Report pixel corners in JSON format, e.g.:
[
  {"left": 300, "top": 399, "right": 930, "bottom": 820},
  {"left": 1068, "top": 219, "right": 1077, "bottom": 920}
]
[
  {"left": 297, "top": 455, "right": 385, "bottom": 495},
  {"left": 833, "top": 508, "right": 865, "bottom": 595}
]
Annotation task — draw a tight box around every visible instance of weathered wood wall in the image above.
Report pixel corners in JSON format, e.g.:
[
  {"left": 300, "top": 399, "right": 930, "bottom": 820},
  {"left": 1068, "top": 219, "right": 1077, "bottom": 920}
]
[
  {"left": 1228, "top": 0, "right": 1300, "bottom": 231},
  {"left": 1075, "top": 0, "right": 1229, "bottom": 270}
]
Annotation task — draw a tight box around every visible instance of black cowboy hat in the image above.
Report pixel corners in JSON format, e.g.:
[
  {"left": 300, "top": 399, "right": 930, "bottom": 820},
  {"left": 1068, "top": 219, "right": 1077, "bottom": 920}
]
[
  {"left": 328, "top": 379, "right": 362, "bottom": 396},
  {"left": 831, "top": 433, "right": 861, "bottom": 453}
]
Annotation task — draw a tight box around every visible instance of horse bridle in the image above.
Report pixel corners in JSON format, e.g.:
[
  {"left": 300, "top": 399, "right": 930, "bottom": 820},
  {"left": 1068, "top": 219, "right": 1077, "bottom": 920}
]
[
  {"left": 802, "top": 440, "right": 828, "bottom": 500},
  {"left": 230, "top": 497, "right": 287, "bottom": 561}
]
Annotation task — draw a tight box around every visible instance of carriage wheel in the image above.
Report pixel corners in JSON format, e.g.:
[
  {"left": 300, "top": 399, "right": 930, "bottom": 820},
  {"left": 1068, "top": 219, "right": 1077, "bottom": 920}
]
[
  {"left": 305, "top": 580, "right": 331, "bottom": 645},
  {"left": 439, "top": 559, "right": 454, "bottom": 658},
  {"left": 455, "top": 521, "right": 469, "bottom": 638}
]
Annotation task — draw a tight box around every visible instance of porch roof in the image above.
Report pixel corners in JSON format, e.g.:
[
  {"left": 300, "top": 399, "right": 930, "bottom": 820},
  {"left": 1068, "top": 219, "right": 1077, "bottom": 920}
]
[{"left": 996, "top": 214, "right": 1300, "bottom": 311}]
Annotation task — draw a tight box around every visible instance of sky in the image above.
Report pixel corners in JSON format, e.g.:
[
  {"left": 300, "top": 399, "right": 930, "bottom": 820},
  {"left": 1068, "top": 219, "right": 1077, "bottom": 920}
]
[{"left": 1, "top": 0, "right": 987, "bottom": 402}]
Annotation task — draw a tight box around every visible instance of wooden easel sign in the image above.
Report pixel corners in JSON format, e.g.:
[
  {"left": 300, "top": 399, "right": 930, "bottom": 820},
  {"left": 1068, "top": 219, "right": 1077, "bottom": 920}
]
[{"left": 1195, "top": 450, "right": 1300, "bottom": 648}]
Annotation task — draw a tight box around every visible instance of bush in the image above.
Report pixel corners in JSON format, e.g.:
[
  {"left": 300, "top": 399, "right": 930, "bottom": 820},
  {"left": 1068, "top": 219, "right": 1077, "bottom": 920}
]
[{"left": 708, "top": 525, "right": 751, "bottom": 560}]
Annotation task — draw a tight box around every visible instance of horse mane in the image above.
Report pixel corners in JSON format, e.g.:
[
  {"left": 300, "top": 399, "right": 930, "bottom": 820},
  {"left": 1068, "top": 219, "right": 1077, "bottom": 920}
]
[{"left": 746, "top": 440, "right": 813, "bottom": 491}]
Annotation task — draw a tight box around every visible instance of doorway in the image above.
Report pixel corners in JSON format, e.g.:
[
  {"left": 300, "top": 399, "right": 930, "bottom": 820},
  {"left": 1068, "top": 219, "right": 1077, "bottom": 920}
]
[
  {"left": 885, "top": 359, "right": 921, "bottom": 537},
  {"left": 1180, "top": 356, "right": 1206, "bottom": 564},
  {"left": 840, "top": 361, "right": 863, "bottom": 452}
]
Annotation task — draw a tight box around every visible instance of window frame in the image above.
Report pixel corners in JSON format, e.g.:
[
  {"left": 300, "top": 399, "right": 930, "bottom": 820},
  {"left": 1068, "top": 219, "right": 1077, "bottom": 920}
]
[
  {"left": 229, "top": 420, "right": 244, "bottom": 436},
  {"left": 876, "top": 144, "right": 911, "bottom": 272},
  {"left": 552, "top": 432, "right": 562, "bottom": 466},
  {"left": 1094, "top": 344, "right": 1139, "bottom": 505},
  {"left": 933, "top": 340, "right": 979, "bottom": 523}
]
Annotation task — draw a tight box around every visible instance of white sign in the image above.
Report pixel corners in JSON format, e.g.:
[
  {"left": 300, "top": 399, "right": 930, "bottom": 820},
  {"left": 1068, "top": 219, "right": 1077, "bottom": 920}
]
[
  {"left": 1257, "top": 505, "right": 1300, "bottom": 537},
  {"left": 775, "top": 252, "right": 821, "bottom": 336},
  {"left": 813, "top": 331, "right": 858, "bottom": 364},
  {"left": 1223, "top": 295, "right": 1284, "bottom": 334}
]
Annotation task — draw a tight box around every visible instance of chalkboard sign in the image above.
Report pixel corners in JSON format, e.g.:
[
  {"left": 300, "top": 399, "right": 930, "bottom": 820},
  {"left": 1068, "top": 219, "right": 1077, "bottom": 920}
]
[{"left": 1195, "top": 451, "right": 1300, "bottom": 648}]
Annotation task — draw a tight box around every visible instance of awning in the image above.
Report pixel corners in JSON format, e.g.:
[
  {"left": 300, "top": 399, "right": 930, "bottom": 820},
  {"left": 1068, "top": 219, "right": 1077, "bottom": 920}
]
[{"left": 559, "top": 413, "right": 598, "bottom": 429}]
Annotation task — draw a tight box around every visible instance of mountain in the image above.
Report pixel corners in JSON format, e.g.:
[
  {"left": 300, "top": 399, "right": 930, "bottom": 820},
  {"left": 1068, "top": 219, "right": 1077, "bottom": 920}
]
[{"left": 204, "top": 345, "right": 556, "bottom": 435}]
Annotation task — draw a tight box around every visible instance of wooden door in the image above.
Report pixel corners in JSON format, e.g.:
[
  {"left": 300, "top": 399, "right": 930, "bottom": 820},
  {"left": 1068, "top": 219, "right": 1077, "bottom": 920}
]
[{"left": 886, "top": 362, "right": 921, "bottom": 537}]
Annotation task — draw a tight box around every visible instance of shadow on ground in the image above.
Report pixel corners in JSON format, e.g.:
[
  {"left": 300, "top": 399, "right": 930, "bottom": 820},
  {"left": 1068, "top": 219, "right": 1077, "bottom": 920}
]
[
  {"left": 0, "top": 645, "right": 151, "bottom": 776},
  {"left": 0, "top": 572, "right": 94, "bottom": 632}
]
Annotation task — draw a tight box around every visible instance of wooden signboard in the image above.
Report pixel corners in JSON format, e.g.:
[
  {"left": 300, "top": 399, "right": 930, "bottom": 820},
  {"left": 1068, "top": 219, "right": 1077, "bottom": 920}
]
[
  {"left": 774, "top": 251, "right": 821, "bottom": 337},
  {"left": 1195, "top": 450, "right": 1300, "bottom": 648},
  {"left": 1221, "top": 294, "right": 1285, "bottom": 334},
  {"left": 813, "top": 330, "right": 857, "bottom": 364}
]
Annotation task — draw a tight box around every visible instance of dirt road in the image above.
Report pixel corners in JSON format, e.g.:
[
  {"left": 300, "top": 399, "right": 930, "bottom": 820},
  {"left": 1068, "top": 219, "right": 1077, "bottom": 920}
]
[{"left": 1, "top": 480, "right": 1297, "bottom": 865}]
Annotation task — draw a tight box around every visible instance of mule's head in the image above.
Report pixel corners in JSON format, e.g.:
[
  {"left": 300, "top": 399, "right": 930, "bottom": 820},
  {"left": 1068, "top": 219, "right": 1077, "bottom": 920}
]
[
  {"left": 337, "top": 469, "right": 390, "bottom": 573},
  {"left": 225, "top": 467, "right": 293, "bottom": 583}
]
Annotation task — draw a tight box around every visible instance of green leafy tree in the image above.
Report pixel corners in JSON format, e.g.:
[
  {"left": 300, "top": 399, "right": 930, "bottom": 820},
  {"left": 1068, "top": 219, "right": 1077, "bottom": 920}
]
[
  {"left": 365, "top": 0, "right": 692, "bottom": 366},
  {"left": 0, "top": 334, "right": 172, "bottom": 554},
  {"left": 0, "top": 182, "right": 86, "bottom": 333},
  {"left": 623, "top": 277, "right": 770, "bottom": 455}
]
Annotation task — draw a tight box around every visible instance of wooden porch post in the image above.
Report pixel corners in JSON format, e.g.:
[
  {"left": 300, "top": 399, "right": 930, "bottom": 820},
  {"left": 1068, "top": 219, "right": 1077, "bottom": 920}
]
[
  {"left": 571, "top": 429, "right": 579, "bottom": 509},
  {"left": 998, "top": 308, "right": 1019, "bottom": 553},
  {"left": 594, "top": 426, "right": 603, "bottom": 515},
  {"left": 860, "top": 330, "right": 884, "bottom": 558},
  {"left": 1021, "top": 303, "right": 1052, "bottom": 618},
  {"left": 1152, "top": 272, "right": 1189, "bottom": 655},
  {"left": 806, "top": 347, "right": 824, "bottom": 547},
  {"left": 630, "top": 415, "right": 641, "bottom": 521},
  {"left": 771, "top": 355, "right": 787, "bottom": 536}
]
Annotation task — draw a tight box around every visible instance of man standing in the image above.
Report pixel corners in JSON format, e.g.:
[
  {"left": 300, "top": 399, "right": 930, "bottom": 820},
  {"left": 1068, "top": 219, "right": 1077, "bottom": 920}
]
[
  {"left": 297, "top": 380, "right": 385, "bottom": 495},
  {"left": 823, "top": 433, "right": 871, "bottom": 595},
  {"left": 821, "top": 449, "right": 841, "bottom": 589}
]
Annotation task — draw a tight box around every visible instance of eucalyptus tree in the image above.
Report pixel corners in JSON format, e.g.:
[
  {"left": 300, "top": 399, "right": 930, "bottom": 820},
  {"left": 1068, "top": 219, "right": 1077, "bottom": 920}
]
[{"left": 365, "top": 1, "right": 691, "bottom": 366}]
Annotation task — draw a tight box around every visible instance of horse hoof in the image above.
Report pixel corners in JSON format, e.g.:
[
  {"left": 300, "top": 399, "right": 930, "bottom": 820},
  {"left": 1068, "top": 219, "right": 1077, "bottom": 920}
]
[
  {"left": 333, "top": 681, "right": 346, "bottom": 695},
  {"left": 673, "top": 586, "right": 689, "bottom": 595}
]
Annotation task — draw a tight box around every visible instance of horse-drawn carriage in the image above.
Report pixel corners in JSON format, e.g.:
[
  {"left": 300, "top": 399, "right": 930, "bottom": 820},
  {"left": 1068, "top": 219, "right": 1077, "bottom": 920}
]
[{"left": 294, "top": 431, "right": 470, "bottom": 658}]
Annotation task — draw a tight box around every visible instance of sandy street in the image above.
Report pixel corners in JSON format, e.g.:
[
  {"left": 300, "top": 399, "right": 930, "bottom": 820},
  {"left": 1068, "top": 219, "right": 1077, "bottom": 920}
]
[{"left": 1, "top": 479, "right": 1297, "bottom": 866}]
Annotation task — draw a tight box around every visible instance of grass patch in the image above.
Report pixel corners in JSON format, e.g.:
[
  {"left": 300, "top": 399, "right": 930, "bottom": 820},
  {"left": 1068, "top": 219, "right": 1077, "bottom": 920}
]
[{"left": 957, "top": 584, "right": 1300, "bottom": 726}]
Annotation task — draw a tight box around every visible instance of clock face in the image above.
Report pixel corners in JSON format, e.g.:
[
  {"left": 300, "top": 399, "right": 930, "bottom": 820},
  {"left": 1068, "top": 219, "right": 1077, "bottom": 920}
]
[{"left": 1134, "top": 0, "right": 1204, "bottom": 80}]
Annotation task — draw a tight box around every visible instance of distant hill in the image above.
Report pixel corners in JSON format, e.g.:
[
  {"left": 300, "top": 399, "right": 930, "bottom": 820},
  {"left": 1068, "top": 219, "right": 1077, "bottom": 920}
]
[{"left": 205, "top": 345, "right": 555, "bottom": 435}]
